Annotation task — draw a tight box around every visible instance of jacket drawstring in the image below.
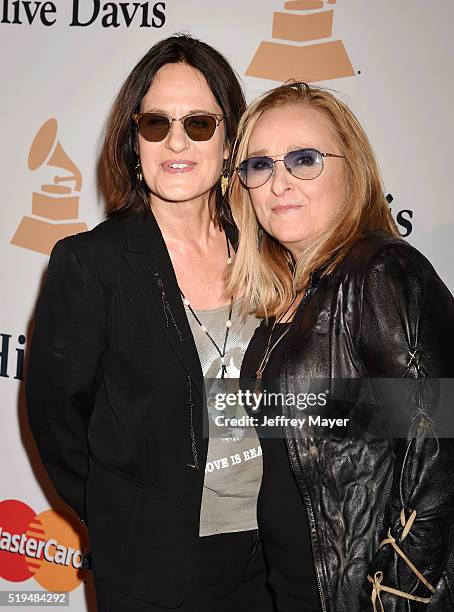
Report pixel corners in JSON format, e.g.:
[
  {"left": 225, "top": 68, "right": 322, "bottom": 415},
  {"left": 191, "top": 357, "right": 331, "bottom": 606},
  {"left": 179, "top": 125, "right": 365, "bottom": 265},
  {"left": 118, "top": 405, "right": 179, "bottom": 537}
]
[{"left": 367, "top": 508, "right": 435, "bottom": 611}]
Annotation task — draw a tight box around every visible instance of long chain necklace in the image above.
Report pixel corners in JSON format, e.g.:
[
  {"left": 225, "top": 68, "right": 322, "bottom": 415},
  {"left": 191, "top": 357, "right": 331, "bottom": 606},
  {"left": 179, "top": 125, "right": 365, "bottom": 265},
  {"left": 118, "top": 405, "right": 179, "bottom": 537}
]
[
  {"left": 255, "top": 277, "right": 321, "bottom": 391},
  {"left": 255, "top": 294, "right": 300, "bottom": 390},
  {"left": 180, "top": 233, "right": 234, "bottom": 379}
]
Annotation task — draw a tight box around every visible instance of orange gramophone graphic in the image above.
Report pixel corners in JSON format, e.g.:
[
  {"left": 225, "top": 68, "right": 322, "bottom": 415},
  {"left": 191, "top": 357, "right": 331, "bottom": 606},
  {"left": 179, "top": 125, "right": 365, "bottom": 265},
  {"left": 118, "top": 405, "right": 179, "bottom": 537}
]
[
  {"left": 11, "top": 118, "right": 88, "bottom": 255},
  {"left": 246, "top": 0, "right": 355, "bottom": 83}
]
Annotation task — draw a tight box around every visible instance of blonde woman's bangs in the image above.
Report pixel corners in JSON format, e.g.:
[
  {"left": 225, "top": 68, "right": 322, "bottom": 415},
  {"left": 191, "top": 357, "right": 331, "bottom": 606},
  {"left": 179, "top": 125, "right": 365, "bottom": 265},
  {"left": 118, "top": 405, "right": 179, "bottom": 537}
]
[{"left": 227, "top": 82, "right": 399, "bottom": 319}]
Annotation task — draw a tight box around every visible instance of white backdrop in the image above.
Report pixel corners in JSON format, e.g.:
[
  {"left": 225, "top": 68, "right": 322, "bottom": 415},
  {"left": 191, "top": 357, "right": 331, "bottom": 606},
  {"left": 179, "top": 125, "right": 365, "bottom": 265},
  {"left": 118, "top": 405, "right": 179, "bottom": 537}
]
[{"left": 1, "top": 1, "right": 453, "bottom": 609}]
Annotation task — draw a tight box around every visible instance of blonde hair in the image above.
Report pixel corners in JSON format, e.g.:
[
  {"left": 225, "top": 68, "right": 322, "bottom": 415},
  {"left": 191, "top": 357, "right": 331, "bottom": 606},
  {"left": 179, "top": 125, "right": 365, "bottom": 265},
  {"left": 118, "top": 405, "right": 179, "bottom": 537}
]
[{"left": 228, "top": 82, "right": 399, "bottom": 319}]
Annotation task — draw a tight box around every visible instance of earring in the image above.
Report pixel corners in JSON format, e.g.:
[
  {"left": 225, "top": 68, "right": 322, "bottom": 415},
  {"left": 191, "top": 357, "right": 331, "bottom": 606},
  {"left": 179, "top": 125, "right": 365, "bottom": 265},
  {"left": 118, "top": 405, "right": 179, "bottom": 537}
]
[
  {"left": 221, "top": 161, "right": 229, "bottom": 196},
  {"left": 221, "top": 174, "right": 229, "bottom": 197},
  {"left": 135, "top": 157, "right": 143, "bottom": 183}
]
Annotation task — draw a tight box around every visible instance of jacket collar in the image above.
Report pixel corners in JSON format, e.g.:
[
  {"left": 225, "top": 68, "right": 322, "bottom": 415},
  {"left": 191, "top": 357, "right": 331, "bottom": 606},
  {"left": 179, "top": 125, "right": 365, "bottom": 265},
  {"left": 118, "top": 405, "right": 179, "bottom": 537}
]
[{"left": 122, "top": 208, "right": 204, "bottom": 397}]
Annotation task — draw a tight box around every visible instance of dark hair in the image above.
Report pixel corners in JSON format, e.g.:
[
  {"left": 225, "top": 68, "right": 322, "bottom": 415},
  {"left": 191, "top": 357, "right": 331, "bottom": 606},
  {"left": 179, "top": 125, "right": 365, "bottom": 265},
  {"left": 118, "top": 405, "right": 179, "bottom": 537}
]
[{"left": 99, "top": 34, "right": 246, "bottom": 225}]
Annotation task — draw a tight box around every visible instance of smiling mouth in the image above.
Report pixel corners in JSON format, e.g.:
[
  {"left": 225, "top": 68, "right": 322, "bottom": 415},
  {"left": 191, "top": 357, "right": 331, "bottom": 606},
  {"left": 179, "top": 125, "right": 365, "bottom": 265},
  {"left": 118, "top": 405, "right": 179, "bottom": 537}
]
[{"left": 161, "top": 160, "right": 197, "bottom": 174}]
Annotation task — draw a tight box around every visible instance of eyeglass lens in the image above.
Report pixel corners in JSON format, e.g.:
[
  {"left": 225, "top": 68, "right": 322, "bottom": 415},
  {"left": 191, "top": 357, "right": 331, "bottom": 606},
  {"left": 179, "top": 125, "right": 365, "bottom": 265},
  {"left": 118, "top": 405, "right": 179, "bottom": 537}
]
[
  {"left": 137, "top": 113, "right": 218, "bottom": 142},
  {"left": 238, "top": 148, "right": 324, "bottom": 188}
]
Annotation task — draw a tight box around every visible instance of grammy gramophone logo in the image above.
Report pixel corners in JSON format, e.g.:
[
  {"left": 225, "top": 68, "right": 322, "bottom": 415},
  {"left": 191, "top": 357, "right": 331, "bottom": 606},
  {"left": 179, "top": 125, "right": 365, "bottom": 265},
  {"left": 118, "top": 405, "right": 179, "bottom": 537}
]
[
  {"left": 11, "top": 118, "right": 88, "bottom": 256},
  {"left": 246, "top": 0, "right": 355, "bottom": 83}
]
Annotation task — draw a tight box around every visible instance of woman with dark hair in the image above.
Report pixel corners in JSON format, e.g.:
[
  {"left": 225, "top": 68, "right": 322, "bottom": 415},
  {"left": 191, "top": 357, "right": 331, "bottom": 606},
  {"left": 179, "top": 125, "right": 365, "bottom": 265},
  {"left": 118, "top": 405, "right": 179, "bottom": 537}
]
[{"left": 26, "top": 35, "right": 272, "bottom": 611}]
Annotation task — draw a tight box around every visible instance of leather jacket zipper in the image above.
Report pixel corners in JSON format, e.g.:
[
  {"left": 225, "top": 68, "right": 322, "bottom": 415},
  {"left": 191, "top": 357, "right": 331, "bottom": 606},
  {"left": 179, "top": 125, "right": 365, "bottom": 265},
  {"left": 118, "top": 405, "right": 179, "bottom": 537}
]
[{"left": 285, "top": 436, "right": 328, "bottom": 612}]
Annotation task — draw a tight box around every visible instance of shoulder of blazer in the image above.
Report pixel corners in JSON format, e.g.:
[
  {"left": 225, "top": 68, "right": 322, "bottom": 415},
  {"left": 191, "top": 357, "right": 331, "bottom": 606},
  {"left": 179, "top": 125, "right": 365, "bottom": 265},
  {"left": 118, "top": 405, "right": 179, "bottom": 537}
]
[
  {"left": 60, "top": 210, "right": 160, "bottom": 274},
  {"left": 54, "top": 212, "right": 145, "bottom": 305},
  {"left": 66, "top": 213, "right": 126, "bottom": 257}
]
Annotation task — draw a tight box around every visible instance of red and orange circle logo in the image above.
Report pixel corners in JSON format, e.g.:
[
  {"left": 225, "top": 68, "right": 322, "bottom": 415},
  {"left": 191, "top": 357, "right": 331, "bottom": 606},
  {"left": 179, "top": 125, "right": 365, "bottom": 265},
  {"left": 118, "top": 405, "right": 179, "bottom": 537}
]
[{"left": 0, "top": 500, "right": 88, "bottom": 591}]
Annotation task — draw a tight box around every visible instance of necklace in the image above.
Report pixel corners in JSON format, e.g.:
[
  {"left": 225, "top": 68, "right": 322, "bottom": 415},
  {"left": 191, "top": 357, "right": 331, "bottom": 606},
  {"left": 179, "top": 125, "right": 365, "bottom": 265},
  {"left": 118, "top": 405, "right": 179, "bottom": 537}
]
[
  {"left": 255, "top": 277, "right": 321, "bottom": 391},
  {"left": 255, "top": 294, "right": 300, "bottom": 390},
  {"left": 180, "top": 232, "right": 234, "bottom": 379}
]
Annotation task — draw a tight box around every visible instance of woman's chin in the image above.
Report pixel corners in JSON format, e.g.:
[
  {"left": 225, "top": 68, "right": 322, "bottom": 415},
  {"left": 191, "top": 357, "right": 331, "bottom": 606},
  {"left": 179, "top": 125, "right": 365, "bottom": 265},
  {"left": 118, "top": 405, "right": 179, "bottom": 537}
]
[
  {"left": 149, "top": 186, "right": 212, "bottom": 204},
  {"left": 267, "top": 229, "right": 309, "bottom": 251}
]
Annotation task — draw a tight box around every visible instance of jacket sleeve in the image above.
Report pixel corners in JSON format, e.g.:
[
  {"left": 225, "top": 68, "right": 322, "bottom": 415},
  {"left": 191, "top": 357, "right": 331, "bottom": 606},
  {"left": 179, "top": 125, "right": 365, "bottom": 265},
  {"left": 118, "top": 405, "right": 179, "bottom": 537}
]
[
  {"left": 357, "top": 245, "right": 454, "bottom": 610},
  {"left": 26, "top": 235, "right": 106, "bottom": 523}
]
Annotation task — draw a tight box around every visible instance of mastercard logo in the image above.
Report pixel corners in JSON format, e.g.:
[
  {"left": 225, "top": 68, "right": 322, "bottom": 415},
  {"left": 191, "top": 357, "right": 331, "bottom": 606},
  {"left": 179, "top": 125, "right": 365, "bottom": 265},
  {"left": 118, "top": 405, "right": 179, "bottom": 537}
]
[{"left": 0, "top": 499, "right": 88, "bottom": 592}]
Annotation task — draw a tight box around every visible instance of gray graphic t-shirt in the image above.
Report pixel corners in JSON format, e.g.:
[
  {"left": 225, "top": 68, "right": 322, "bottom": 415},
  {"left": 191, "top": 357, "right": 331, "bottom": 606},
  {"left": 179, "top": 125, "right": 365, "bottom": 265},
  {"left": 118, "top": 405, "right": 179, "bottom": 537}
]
[{"left": 184, "top": 298, "right": 263, "bottom": 537}]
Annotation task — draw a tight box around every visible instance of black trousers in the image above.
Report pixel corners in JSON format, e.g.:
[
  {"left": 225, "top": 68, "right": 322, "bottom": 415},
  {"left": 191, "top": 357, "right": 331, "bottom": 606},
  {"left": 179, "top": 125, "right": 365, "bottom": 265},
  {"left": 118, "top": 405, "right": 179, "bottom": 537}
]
[{"left": 93, "top": 529, "right": 274, "bottom": 612}]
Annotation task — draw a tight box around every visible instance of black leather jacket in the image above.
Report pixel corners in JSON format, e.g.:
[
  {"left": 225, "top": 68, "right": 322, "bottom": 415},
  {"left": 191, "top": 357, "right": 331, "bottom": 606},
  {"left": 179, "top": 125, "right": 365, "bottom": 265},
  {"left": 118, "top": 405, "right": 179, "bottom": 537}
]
[{"left": 278, "top": 231, "right": 454, "bottom": 611}]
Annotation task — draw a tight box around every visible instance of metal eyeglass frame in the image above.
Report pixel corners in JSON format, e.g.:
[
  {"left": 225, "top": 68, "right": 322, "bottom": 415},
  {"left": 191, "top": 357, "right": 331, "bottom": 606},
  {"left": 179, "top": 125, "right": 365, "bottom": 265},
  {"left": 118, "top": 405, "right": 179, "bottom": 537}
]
[
  {"left": 132, "top": 111, "right": 224, "bottom": 141},
  {"left": 235, "top": 148, "right": 346, "bottom": 189}
]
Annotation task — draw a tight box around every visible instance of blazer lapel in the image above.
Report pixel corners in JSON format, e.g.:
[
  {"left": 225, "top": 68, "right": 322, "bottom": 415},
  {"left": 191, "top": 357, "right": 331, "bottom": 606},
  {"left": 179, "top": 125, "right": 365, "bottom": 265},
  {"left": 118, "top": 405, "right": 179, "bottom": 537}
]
[{"left": 123, "top": 209, "right": 204, "bottom": 398}]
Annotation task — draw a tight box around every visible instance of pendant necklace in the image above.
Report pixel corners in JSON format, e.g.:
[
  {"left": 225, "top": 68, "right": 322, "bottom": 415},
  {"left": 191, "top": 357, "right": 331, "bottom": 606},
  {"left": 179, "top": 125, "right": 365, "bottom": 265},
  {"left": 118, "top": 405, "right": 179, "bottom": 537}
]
[
  {"left": 255, "top": 293, "right": 300, "bottom": 391},
  {"left": 180, "top": 232, "right": 234, "bottom": 379}
]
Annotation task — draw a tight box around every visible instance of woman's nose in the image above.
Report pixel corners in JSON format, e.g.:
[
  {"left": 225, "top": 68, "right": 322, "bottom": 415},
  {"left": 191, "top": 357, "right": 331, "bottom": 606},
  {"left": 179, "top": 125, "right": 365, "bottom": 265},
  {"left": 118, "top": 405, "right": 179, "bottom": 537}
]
[
  {"left": 165, "top": 120, "right": 189, "bottom": 153},
  {"left": 270, "top": 160, "right": 294, "bottom": 197}
]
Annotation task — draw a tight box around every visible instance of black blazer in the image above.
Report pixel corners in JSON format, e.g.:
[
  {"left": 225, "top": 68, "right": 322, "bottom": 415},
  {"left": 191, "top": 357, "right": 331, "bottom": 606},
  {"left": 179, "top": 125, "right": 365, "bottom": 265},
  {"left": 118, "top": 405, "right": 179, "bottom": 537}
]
[{"left": 26, "top": 208, "right": 236, "bottom": 606}]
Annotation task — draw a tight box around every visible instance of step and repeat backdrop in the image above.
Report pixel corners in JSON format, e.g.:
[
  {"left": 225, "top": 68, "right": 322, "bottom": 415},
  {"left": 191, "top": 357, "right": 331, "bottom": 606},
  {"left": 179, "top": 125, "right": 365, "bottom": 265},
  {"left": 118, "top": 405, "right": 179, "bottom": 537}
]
[{"left": 1, "top": 1, "right": 453, "bottom": 609}]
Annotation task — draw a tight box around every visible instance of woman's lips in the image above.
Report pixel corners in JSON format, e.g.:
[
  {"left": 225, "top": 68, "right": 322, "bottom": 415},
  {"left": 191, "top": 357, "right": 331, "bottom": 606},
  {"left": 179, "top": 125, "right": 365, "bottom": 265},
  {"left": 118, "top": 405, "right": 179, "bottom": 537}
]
[
  {"left": 272, "top": 204, "right": 302, "bottom": 215},
  {"left": 161, "top": 160, "right": 197, "bottom": 174}
]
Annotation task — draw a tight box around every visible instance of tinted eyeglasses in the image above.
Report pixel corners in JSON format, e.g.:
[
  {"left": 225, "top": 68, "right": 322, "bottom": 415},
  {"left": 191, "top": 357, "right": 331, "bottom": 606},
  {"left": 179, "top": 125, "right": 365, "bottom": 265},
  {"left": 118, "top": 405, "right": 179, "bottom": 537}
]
[
  {"left": 132, "top": 112, "right": 224, "bottom": 142},
  {"left": 236, "top": 148, "right": 345, "bottom": 189}
]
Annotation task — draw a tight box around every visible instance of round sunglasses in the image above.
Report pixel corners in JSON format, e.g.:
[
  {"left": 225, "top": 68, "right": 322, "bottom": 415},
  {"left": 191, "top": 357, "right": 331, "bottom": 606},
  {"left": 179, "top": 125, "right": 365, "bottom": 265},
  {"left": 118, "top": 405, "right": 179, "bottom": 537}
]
[
  {"left": 132, "top": 112, "right": 224, "bottom": 142},
  {"left": 236, "top": 148, "right": 345, "bottom": 189}
]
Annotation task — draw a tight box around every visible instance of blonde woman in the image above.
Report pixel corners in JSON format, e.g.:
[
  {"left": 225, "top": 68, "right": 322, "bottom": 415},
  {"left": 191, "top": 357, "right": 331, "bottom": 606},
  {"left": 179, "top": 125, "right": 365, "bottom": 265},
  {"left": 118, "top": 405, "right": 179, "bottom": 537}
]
[{"left": 229, "top": 82, "right": 454, "bottom": 611}]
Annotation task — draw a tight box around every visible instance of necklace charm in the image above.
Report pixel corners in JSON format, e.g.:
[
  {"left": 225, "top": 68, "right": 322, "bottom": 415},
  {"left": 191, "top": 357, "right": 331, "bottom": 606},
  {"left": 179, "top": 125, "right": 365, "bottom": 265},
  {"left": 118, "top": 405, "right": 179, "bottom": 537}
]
[
  {"left": 224, "top": 357, "right": 240, "bottom": 378},
  {"left": 179, "top": 231, "right": 234, "bottom": 380},
  {"left": 254, "top": 296, "right": 300, "bottom": 386}
]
